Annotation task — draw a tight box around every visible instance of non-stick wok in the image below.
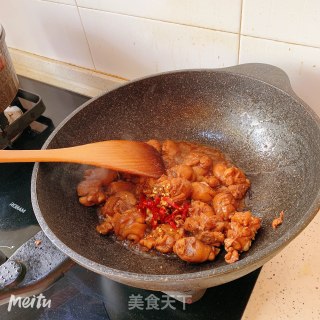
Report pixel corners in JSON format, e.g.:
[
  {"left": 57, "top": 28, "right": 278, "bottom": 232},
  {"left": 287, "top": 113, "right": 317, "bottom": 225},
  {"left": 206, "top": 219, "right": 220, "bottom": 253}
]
[{"left": 1, "top": 63, "right": 320, "bottom": 302}]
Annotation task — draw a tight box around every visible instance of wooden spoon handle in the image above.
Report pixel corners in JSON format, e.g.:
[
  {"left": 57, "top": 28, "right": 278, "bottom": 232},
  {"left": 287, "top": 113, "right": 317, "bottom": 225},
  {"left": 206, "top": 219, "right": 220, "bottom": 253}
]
[
  {"left": 0, "top": 141, "right": 136, "bottom": 164},
  {"left": 0, "top": 140, "right": 165, "bottom": 178},
  {"left": 0, "top": 148, "right": 80, "bottom": 163}
]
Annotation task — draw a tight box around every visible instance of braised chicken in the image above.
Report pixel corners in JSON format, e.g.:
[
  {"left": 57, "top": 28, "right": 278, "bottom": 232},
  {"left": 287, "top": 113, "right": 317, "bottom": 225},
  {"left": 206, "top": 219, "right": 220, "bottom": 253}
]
[
  {"left": 140, "top": 224, "right": 184, "bottom": 253},
  {"left": 77, "top": 140, "right": 261, "bottom": 264},
  {"left": 77, "top": 168, "right": 117, "bottom": 206},
  {"left": 173, "top": 237, "right": 219, "bottom": 263},
  {"left": 224, "top": 211, "right": 261, "bottom": 263},
  {"left": 100, "top": 191, "right": 137, "bottom": 217}
]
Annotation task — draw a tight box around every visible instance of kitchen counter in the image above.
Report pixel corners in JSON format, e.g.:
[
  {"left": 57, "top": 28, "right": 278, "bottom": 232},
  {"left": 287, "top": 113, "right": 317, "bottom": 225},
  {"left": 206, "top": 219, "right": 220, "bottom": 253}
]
[{"left": 243, "top": 210, "right": 320, "bottom": 319}]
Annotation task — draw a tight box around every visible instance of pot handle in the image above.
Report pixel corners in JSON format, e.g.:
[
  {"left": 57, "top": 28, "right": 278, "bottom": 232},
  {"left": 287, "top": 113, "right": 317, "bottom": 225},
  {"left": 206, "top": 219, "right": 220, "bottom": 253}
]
[
  {"left": 219, "top": 63, "right": 297, "bottom": 96},
  {"left": 0, "top": 230, "right": 74, "bottom": 306}
]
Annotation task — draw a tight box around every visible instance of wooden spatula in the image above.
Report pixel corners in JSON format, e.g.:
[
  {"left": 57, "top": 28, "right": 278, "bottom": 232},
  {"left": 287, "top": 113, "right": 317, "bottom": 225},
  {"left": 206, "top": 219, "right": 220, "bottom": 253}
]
[{"left": 0, "top": 140, "right": 165, "bottom": 178}]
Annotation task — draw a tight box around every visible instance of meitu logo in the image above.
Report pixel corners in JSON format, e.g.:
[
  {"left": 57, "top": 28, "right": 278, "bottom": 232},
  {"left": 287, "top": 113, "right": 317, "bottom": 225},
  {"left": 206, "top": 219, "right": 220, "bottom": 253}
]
[{"left": 7, "top": 294, "right": 51, "bottom": 312}]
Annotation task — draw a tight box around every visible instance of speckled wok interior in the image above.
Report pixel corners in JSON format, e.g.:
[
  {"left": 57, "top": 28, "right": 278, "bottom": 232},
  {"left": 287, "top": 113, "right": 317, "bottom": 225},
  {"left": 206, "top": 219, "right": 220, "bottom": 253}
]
[{"left": 32, "top": 64, "right": 320, "bottom": 288}]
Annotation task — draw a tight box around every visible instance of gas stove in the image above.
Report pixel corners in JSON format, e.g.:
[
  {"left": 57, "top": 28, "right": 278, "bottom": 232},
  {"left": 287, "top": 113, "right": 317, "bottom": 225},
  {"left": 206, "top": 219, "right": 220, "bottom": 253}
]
[{"left": 0, "top": 76, "right": 260, "bottom": 320}]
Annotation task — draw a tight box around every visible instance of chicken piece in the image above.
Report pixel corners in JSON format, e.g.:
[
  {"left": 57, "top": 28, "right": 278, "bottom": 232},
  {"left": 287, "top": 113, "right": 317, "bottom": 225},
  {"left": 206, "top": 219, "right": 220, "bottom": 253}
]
[
  {"left": 231, "top": 211, "right": 261, "bottom": 231},
  {"left": 173, "top": 237, "right": 219, "bottom": 263},
  {"left": 107, "top": 181, "right": 136, "bottom": 195},
  {"left": 183, "top": 152, "right": 212, "bottom": 168},
  {"left": 224, "top": 248, "right": 239, "bottom": 264},
  {"left": 222, "top": 167, "right": 248, "bottom": 186},
  {"left": 83, "top": 168, "right": 118, "bottom": 185},
  {"left": 162, "top": 140, "right": 181, "bottom": 167},
  {"left": 184, "top": 201, "right": 217, "bottom": 233},
  {"left": 195, "top": 230, "right": 225, "bottom": 247},
  {"left": 77, "top": 179, "right": 102, "bottom": 198},
  {"left": 223, "top": 167, "right": 250, "bottom": 199},
  {"left": 77, "top": 168, "right": 117, "bottom": 206},
  {"left": 224, "top": 211, "right": 261, "bottom": 263},
  {"left": 272, "top": 210, "right": 284, "bottom": 229},
  {"left": 183, "top": 201, "right": 226, "bottom": 235},
  {"left": 78, "top": 181, "right": 106, "bottom": 206},
  {"left": 183, "top": 152, "right": 213, "bottom": 179},
  {"left": 212, "top": 191, "right": 237, "bottom": 220},
  {"left": 227, "top": 183, "right": 250, "bottom": 200},
  {"left": 113, "top": 208, "right": 147, "bottom": 243},
  {"left": 213, "top": 162, "right": 228, "bottom": 181},
  {"left": 202, "top": 175, "right": 220, "bottom": 188},
  {"left": 137, "top": 174, "right": 168, "bottom": 198},
  {"left": 100, "top": 191, "right": 137, "bottom": 217},
  {"left": 155, "top": 177, "right": 192, "bottom": 203},
  {"left": 187, "top": 200, "right": 214, "bottom": 218},
  {"left": 96, "top": 216, "right": 114, "bottom": 235},
  {"left": 167, "top": 164, "right": 196, "bottom": 181},
  {"left": 140, "top": 224, "right": 184, "bottom": 253},
  {"left": 120, "top": 173, "right": 160, "bottom": 199},
  {"left": 162, "top": 140, "right": 180, "bottom": 158},
  {"left": 213, "top": 164, "right": 250, "bottom": 199},
  {"left": 139, "top": 237, "right": 156, "bottom": 250},
  {"left": 146, "top": 139, "right": 162, "bottom": 153},
  {"left": 175, "top": 141, "right": 194, "bottom": 156},
  {"left": 191, "top": 182, "right": 215, "bottom": 203}
]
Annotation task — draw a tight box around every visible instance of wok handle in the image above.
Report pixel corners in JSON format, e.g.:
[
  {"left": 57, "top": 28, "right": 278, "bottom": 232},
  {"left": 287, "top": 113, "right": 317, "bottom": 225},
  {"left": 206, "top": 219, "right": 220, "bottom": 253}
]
[
  {"left": 220, "top": 63, "right": 296, "bottom": 96},
  {"left": 0, "top": 230, "right": 74, "bottom": 306}
]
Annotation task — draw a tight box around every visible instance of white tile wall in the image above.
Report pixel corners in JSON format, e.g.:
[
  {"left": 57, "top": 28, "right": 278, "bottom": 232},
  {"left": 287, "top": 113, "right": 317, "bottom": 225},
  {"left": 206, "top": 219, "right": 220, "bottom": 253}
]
[
  {"left": 0, "top": 0, "right": 93, "bottom": 69},
  {"left": 76, "top": 0, "right": 242, "bottom": 33},
  {"left": 1, "top": 0, "right": 320, "bottom": 116},
  {"left": 242, "top": 0, "right": 320, "bottom": 48},
  {"left": 41, "top": 0, "right": 76, "bottom": 5},
  {"left": 239, "top": 36, "right": 320, "bottom": 116},
  {"left": 79, "top": 8, "right": 239, "bottom": 79}
]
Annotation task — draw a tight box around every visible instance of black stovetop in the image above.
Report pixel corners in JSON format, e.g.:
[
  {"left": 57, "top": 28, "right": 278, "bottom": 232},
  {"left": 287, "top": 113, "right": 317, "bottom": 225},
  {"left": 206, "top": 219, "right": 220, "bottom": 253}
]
[{"left": 0, "top": 76, "right": 260, "bottom": 320}]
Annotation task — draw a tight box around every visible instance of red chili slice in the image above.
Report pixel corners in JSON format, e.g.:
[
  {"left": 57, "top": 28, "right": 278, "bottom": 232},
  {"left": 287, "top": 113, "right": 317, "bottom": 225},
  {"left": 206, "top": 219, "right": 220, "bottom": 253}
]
[{"left": 137, "top": 194, "right": 190, "bottom": 229}]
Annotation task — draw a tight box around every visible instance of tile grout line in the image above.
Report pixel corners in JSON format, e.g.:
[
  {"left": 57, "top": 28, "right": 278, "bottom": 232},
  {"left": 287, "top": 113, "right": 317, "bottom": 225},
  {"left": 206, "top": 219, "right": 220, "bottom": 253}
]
[
  {"left": 75, "top": 5, "right": 320, "bottom": 51},
  {"left": 38, "top": 0, "right": 74, "bottom": 7},
  {"left": 238, "top": 0, "right": 244, "bottom": 64},
  {"left": 38, "top": 1, "right": 320, "bottom": 52},
  {"left": 241, "top": 33, "right": 320, "bottom": 50},
  {"left": 75, "top": 1, "right": 97, "bottom": 70},
  {"left": 76, "top": 5, "right": 240, "bottom": 36}
]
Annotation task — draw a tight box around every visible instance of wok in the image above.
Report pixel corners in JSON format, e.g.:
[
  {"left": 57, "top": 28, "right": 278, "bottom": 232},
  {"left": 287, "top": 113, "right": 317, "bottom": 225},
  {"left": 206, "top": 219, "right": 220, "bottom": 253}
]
[{"left": 2, "top": 63, "right": 320, "bottom": 298}]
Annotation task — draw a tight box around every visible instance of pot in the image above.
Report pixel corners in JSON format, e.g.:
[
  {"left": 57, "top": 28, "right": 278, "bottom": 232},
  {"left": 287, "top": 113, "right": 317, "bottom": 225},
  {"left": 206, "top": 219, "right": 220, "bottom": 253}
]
[
  {"left": 0, "top": 25, "right": 19, "bottom": 113},
  {"left": 1, "top": 63, "right": 320, "bottom": 302}
]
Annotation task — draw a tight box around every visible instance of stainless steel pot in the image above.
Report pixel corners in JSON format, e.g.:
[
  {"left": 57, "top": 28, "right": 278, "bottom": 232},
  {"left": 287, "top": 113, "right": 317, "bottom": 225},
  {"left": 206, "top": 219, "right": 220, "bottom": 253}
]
[{"left": 0, "top": 25, "right": 19, "bottom": 112}]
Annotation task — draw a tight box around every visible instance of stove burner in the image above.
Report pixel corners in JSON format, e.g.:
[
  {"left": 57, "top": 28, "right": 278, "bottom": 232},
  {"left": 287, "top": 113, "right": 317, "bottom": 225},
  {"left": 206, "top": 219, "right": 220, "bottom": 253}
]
[{"left": 0, "top": 89, "right": 45, "bottom": 149}]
